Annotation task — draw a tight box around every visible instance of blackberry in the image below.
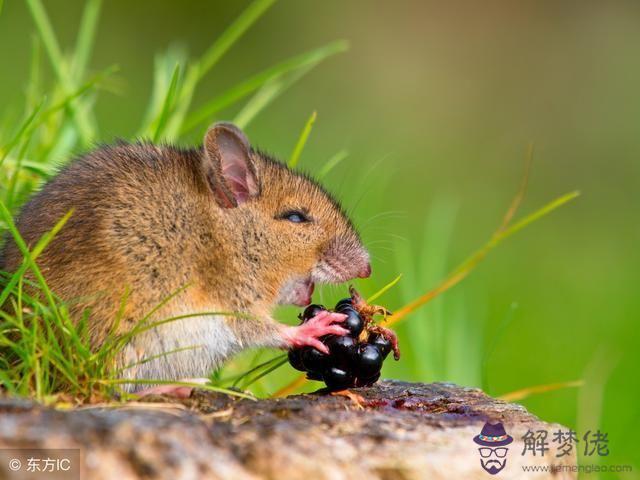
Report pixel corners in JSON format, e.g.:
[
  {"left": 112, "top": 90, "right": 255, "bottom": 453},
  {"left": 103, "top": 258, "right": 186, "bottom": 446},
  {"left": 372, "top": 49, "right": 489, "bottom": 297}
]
[
  {"left": 323, "top": 366, "right": 354, "bottom": 391},
  {"left": 326, "top": 334, "right": 357, "bottom": 367},
  {"left": 306, "top": 370, "right": 323, "bottom": 381},
  {"left": 288, "top": 348, "right": 305, "bottom": 371},
  {"left": 369, "top": 333, "right": 392, "bottom": 359},
  {"left": 334, "top": 297, "right": 353, "bottom": 310},
  {"left": 339, "top": 307, "right": 364, "bottom": 336},
  {"left": 355, "top": 343, "right": 383, "bottom": 379},
  {"left": 286, "top": 288, "right": 399, "bottom": 390},
  {"left": 301, "top": 346, "right": 328, "bottom": 373},
  {"left": 355, "top": 372, "right": 380, "bottom": 388},
  {"left": 299, "top": 304, "right": 326, "bottom": 321}
]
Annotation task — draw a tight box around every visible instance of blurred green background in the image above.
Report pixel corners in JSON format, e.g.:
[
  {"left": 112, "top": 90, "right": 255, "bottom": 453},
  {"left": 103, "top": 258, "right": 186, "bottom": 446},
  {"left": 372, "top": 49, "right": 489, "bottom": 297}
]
[{"left": 1, "top": 0, "right": 638, "bottom": 474}]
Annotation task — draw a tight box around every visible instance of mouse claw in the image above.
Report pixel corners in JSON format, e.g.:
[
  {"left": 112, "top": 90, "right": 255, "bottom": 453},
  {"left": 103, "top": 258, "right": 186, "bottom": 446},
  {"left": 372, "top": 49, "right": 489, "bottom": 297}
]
[
  {"left": 135, "top": 378, "right": 210, "bottom": 399},
  {"left": 283, "top": 312, "right": 349, "bottom": 352}
]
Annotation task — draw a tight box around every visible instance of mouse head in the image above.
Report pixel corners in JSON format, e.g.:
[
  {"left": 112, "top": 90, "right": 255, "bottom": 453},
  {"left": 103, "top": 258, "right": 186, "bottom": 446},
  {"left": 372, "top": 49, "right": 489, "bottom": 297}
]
[{"left": 202, "top": 122, "right": 370, "bottom": 307}]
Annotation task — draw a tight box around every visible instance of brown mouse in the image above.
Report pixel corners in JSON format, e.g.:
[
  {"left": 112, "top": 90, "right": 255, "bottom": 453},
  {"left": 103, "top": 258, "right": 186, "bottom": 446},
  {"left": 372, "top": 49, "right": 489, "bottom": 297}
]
[{"left": 0, "top": 122, "right": 371, "bottom": 393}]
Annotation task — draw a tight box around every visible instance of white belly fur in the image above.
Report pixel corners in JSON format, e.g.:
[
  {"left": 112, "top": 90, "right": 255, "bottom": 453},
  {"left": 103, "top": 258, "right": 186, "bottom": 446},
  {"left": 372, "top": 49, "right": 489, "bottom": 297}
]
[{"left": 118, "top": 313, "right": 242, "bottom": 391}]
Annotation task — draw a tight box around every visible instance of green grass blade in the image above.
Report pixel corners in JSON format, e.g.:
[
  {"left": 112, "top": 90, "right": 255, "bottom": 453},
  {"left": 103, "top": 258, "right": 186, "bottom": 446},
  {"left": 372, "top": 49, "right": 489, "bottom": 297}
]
[
  {"left": 0, "top": 100, "right": 44, "bottom": 166},
  {"left": 0, "top": 203, "right": 73, "bottom": 313},
  {"left": 125, "top": 311, "right": 240, "bottom": 339},
  {"left": 389, "top": 191, "right": 581, "bottom": 327},
  {"left": 234, "top": 67, "right": 307, "bottom": 129},
  {"left": 367, "top": 274, "right": 402, "bottom": 303},
  {"left": 117, "top": 345, "right": 203, "bottom": 374},
  {"left": 71, "top": 0, "right": 102, "bottom": 78},
  {"left": 164, "top": 0, "right": 277, "bottom": 139},
  {"left": 0, "top": 370, "right": 18, "bottom": 395},
  {"left": 31, "top": 64, "right": 115, "bottom": 166},
  {"left": 239, "top": 356, "right": 289, "bottom": 389},
  {"left": 24, "top": 0, "right": 66, "bottom": 81},
  {"left": 181, "top": 41, "right": 348, "bottom": 135},
  {"left": 26, "top": 35, "right": 42, "bottom": 110},
  {"left": 37, "top": 349, "right": 83, "bottom": 391},
  {"left": 152, "top": 64, "right": 181, "bottom": 142},
  {"left": 25, "top": 0, "right": 96, "bottom": 144},
  {"left": 9, "top": 66, "right": 114, "bottom": 167},
  {"left": 135, "top": 284, "right": 191, "bottom": 326},
  {"left": 232, "top": 79, "right": 279, "bottom": 128},
  {"left": 234, "top": 40, "right": 348, "bottom": 129},
  {"left": 288, "top": 111, "right": 317, "bottom": 168},
  {"left": 317, "top": 150, "right": 348, "bottom": 179},
  {"left": 42, "top": 67, "right": 114, "bottom": 119},
  {"left": 481, "top": 302, "right": 519, "bottom": 391},
  {"left": 198, "top": 0, "right": 276, "bottom": 77},
  {"left": 448, "top": 191, "right": 581, "bottom": 280},
  {"left": 100, "top": 287, "right": 130, "bottom": 348},
  {"left": 230, "top": 353, "right": 287, "bottom": 388},
  {"left": 4, "top": 136, "right": 33, "bottom": 207},
  {"left": 491, "top": 191, "right": 581, "bottom": 245},
  {"left": 138, "top": 48, "right": 187, "bottom": 137},
  {"left": 161, "top": 65, "right": 199, "bottom": 140}
]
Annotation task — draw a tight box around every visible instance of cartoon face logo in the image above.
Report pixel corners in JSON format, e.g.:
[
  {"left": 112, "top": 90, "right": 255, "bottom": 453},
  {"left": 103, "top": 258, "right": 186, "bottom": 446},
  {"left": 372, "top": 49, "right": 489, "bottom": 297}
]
[{"left": 473, "top": 422, "right": 513, "bottom": 475}]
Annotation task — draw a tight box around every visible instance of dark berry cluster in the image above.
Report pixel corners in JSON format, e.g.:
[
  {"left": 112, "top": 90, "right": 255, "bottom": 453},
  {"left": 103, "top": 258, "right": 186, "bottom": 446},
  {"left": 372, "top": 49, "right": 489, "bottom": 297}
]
[{"left": 288, "top": 297, "right": 395, "bottom": 391}]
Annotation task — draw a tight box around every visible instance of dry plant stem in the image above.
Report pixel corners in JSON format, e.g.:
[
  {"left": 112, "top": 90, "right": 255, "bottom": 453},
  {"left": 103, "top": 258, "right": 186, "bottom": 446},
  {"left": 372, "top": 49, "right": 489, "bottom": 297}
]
[
  {"left": 388, "top": 148, "right": 532, "bottom": 328},
  {"left": 330, "top": 389, "right": 366, "bottom": 408},
  {"left": 273, "top": 374, "right": 308, "bottom": 397},
  {"left": 387, "top": 190, "right": 579, "bottom": 327},
  {"left": 349, "top": 285, "right": 391, "bottom": 319},
  {"left": 498, "top": 380, "right": 584, "bottom": 402},
  {"left": 497, "top": 143, "right": 533, "bottom": 234},
  {"left": 349, "top": 286, "right": 400, "bottom": 359}
]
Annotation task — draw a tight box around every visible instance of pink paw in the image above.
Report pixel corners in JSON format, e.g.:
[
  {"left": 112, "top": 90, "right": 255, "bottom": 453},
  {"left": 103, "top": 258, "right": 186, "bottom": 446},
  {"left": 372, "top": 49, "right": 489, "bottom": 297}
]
[
  {"left": 283, "top": 311, "right": 348, "bottom": 354},
  {"left": 136, "top": 378, "right": 210, "bottom": 399}
]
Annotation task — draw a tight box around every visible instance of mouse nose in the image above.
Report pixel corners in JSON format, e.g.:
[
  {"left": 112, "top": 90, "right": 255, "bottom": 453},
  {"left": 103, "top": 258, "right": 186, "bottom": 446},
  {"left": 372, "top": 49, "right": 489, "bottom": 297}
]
[{"left": 357, "top": 262, "right": 372, "bottom": 278}]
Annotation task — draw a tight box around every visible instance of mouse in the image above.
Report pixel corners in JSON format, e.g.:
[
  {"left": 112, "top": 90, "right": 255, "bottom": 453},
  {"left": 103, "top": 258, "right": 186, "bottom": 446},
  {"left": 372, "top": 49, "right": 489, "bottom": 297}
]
[{"left": 0, "top": 122, "right": 371, "bottom": 395}]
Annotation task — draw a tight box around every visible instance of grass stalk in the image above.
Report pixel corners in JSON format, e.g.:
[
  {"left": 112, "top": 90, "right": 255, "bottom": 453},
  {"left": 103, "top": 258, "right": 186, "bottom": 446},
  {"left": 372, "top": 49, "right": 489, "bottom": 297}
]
[{"left": 288, "top": 111, "right": 317, "bottom": 168}]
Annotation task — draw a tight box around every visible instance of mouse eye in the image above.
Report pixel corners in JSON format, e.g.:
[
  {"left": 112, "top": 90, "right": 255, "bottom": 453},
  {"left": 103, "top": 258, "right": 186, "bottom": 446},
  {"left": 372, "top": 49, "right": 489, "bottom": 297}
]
[{"left": 277, "top": 210, "right": 311, "bottom": 224}]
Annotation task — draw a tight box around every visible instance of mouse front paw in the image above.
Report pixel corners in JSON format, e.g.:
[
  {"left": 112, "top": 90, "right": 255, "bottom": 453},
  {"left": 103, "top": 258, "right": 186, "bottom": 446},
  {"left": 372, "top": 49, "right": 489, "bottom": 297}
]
[
  {"left": 135, "top": 378, "right": 210, "bottom": 399},
  {"left": 282, "top": 311, "right": 348, "bottom": 354}
]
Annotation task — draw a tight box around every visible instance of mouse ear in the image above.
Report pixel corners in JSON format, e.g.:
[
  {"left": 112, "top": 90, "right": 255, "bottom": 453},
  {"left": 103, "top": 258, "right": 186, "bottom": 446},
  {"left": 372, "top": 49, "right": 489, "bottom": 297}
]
[{"left": 202, "top": 122, "right": 259, "bottom": 208}]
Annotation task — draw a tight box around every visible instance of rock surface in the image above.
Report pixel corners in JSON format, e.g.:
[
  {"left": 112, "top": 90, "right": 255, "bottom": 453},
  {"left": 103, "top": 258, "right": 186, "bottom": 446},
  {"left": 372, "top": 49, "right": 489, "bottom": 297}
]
[{"left": 0, "top": 381, "right": 576, "bottom": 479}]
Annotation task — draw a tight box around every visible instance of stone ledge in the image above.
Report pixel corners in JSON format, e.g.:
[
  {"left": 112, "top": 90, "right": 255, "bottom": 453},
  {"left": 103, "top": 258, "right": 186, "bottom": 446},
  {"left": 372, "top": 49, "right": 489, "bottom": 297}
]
[{"left": 0, "top": 381, "right": 576, "bottom": 479}]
